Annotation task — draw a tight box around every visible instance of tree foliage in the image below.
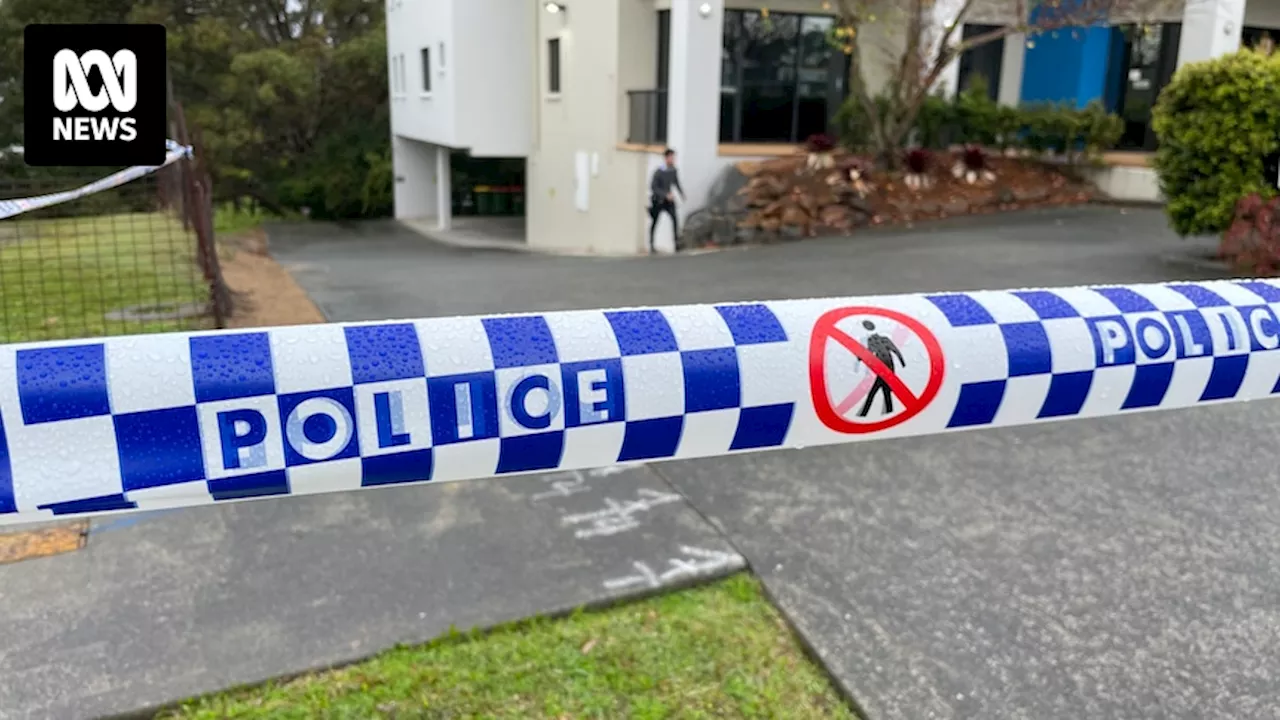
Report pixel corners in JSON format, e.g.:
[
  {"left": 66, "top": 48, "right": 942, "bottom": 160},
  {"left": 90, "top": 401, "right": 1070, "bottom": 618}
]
[
  {"left": 804, "top": 0, "right": 1181, "bottom": 166},
  {"left": 0, "top": 0, "right": 392, "bottom": 220},
  {"left": 1151, "top": 49, "right": 1280, "bottom": 237}
]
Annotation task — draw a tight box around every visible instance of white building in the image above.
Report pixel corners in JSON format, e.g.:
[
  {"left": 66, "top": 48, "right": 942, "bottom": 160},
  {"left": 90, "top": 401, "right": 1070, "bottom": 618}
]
[{"left": 386, "top": 0, "right": 1268, "bottom": 255}]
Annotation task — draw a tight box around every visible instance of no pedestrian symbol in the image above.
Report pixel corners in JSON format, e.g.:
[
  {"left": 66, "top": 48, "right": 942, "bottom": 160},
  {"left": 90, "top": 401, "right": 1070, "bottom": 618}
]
[{"left": 809, "top": 306, "right": 945, "bottom": 434}]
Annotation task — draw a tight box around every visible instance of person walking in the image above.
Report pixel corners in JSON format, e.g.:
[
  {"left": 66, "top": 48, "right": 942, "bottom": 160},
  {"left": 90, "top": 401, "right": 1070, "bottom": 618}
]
[
  {"left": 857, "top": 320, "right": 906, "bottom": 417},
  {"left": 648, "top": 148, "right": 685, "bottom": 254}
]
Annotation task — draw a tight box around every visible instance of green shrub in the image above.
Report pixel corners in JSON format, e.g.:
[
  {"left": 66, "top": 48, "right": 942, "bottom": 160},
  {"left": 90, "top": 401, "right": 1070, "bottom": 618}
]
[
  {"left": 914, "top": 92, "right": 953, "bottom": 149},
  {"left": 1152, "top": 49, "right": 1280, "bottom": 236},
  {"left": 1079, "top": 101, "right": 1123, "bottom": 157},
  {"left": 993, "top": 105, "right": 1023, "bottom": 152},
  {"left": 833, "top": 79, "right": 1126, "bottom": 167},
  {"left": 1018, "top": 104, "right": 1055, "bottom": 154},
  {"left": 953, "top": 76, "right": 1001, "bottom": 146},
  {"left": 834, "top": 94, "right": 891, "bottom": 152}
]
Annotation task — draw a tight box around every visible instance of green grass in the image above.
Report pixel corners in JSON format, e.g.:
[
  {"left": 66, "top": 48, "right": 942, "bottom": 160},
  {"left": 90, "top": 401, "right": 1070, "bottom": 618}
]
[
  {"left": 161, "top": 574, "right": 854, "bottom": 720},
  {"left": 0, "top": 212, "right": 212, "bottom": 343},
  {"left": 213, "top": 200, "right": 297, "bottom": 237},
  {"left": 213, "top": 202, "right": 273, "bottom": 236}
]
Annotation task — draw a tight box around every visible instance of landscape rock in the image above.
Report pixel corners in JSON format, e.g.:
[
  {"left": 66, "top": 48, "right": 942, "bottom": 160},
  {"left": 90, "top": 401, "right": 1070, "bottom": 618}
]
[
  {"left": 697, "top": 148, "right": 1093, "bottom": 248},
  {"left": 1014, "top": 186, "right": 1050, "bottom": 203}
]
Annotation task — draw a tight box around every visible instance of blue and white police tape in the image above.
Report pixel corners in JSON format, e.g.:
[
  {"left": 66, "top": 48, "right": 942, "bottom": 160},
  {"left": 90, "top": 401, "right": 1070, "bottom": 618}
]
[
  {"left": 0, "top": 140, "right": 193, "bottom": 221},
  {"left": 2, "top": 277, "right": 1280, "bottom": 526}
]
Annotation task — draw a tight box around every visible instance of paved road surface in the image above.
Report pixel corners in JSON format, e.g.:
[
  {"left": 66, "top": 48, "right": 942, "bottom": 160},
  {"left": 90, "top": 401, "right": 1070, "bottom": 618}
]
[
  {"left": 5, "top": 206, "right": 1270, "bottom": 719},
  {"left": 271, "top": 207, "right": 1279, "bottom": 720}
]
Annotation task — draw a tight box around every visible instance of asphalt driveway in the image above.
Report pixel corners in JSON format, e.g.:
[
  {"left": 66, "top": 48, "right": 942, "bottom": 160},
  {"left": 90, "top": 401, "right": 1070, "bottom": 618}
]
[
  {"left": 261, "top": 206, "right": 1280, "bottom": 719},
  {"left": 5, "top": 205, "right": 1268, "bottom": 719}
]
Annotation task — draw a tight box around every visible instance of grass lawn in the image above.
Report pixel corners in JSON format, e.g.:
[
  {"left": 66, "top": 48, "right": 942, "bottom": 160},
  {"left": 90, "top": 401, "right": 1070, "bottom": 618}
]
[
  {"left": 213, "top": 202, "right": 277, "bottom": 236},
  {"left": 162, "top": 574, "right": 854, "bottom": 720},
  {"left": 0, "top": 211, "right": 212, "bottom": 343},
  {"left": 213, "top": 200, "right": 298, "bottom": 237}
]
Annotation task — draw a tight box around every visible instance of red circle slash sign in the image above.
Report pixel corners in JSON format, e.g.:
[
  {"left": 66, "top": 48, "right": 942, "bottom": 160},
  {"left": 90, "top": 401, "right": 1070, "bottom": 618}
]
[{"left": 809, "top": 306, "right": 945, "bottom": 434}]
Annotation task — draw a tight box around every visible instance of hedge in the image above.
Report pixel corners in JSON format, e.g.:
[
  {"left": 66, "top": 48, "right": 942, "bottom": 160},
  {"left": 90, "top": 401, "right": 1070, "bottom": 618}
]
[
  {"left": 1152, "top": 49, "right": 1280, "bottom": 237},
  {"left": 837, "top": 75, "right": 1124, "bottom": 165}
]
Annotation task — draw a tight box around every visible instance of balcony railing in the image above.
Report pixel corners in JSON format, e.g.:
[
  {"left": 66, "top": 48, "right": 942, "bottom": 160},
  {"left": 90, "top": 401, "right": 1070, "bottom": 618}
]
[{"left": 626, "top": 90, "right": 667, "bottom": 145}]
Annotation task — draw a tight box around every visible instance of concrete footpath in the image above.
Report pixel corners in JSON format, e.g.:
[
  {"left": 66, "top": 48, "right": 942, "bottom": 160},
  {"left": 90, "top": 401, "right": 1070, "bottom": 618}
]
[
  {"left": 0, "top": 466, "right": 741, "bottom": 718},
  {"left": 5, "top": 206, "right": 1278, "bottom": 719}
]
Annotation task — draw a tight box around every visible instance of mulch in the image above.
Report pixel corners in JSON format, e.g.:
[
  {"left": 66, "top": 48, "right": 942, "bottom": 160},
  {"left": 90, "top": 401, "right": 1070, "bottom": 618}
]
[{"left": 868, "top": 154, "right": 1097, "bottom": 228}]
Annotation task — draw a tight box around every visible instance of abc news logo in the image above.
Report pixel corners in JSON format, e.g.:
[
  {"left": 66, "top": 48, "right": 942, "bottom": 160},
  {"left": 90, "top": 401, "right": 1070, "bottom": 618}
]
[
  {"left": 24, "top": 24, "right": 166, "bottom": 167},
  {"left": 53, "top": 49, "right": 139, "bottom": 142}
]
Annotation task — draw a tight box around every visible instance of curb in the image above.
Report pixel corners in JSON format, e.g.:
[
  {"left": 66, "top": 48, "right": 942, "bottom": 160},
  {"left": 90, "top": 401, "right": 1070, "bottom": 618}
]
[{"left": 399, "top": 220, "right": 660, "bottom": 259}]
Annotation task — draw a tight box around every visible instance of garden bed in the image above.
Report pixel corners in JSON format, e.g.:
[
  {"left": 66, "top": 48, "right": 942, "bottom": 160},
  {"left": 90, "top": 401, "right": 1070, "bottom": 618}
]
[
  {"left": 870, "top": 152, "right": 1096, "bottom": 227},
  {"left": 682, "top": 149, "right": 1097, "bottom": 250}
]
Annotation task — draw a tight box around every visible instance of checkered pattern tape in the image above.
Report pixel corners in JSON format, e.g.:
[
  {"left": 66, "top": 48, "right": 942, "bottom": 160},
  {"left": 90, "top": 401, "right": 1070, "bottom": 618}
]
[
  {"left": 0, "top": 303, "right": 796, "bottom": 522},
  {"left": 0, "top": 140, "right": 190, "bottom": 221},
  {"left": 2, "top": 279, "right": 1279, "bottom": 525},
  {"left": 921, "top": 280, "right": 1280, "bottom": 428}
]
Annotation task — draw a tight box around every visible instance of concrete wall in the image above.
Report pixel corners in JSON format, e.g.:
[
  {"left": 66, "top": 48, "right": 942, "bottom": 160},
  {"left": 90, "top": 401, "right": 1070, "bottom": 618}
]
[
  {"left": 1178, "top": 0, "right": 1247, "bottom": 66},
  {"left": 388, "top": 0, "right": 458, "bottom": 147},
  {"left": 1083, "top": 165, "right": 1164, "bottom": 203},
  {"left": 665, "top": 0, "right": 724, "bottom": 234},
  {"left": 454, "top": 0, "right": 535, "bottom": 157},
  {"left": 522, "top": 0, "right": 973, "bottom": 255},
  {"left": 617, "top": 0, "right": 660, "bottom": 145},
  {"left": 527, "top": 0, "right": 652, "bottom": 255},
  {"left": 392, "top": 136, "right": 440, "bottom": 220},
  {"left": 998, "top": 34, "right": 1026, "bottom": 105},
  {"left": 387, "top": 0, "right": 533, "bottom": 156}
]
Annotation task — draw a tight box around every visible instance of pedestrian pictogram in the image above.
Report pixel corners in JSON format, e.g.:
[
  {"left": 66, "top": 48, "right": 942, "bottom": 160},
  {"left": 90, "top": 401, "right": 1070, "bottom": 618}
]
[{"left": 809, "top": 306, "right": 944, "bottom": 433}]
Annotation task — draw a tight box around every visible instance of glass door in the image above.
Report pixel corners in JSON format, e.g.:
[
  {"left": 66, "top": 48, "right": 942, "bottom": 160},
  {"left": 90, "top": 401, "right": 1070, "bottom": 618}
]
[
  {"left": 957, "top": 24, "right": 1004, "bottom": 100},
  {"left": 1115, "top": 23, "right": 1180, "bottom": 150}
]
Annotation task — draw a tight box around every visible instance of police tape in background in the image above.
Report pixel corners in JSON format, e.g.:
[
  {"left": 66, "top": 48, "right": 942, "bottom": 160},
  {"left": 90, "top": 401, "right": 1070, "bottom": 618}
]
[
  {"left": 3, "top": 278, "right": 1280, "bottom": 526},
  {"left": 0, "top": 140, "right": 192, "bottom": 221}
]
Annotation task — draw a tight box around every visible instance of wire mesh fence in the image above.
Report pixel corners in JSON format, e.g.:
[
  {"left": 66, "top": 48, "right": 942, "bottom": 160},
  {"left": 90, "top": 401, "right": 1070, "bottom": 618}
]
[{"left": 0, "top": 158, "right": 230, "bottom": 344}]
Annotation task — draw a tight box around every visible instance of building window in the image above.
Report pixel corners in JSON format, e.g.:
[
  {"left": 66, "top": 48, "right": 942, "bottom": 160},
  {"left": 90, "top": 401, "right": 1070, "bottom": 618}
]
[
  {"left": 956, "top": 24, "right": 1003, "bottom": 101},
  {"left": 717, "top": 9, "right": 847, "bottom": 143},
  {"left": 421, "top": 48, "right": 432, "bottom": 92},
  {"left": 657, "top": 10, "right": 670, "bottom": 89},
  {"left": 548, "top": 38, "right": 562, "bottom": 94},
  {"left": 1110, "top": 23, "right": 1181, "bottom": 151},
  {"left": 392, "top": 54, "right": 405, "bottom": 94}
]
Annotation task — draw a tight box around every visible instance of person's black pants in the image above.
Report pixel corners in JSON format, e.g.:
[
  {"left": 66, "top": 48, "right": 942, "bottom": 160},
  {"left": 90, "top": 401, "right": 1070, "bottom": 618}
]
[
  {"left": 859, "top": 377, "right": 894, "bottom": 417},
  {"left": 648, "top": 199, "right": 677, "bottom": 252}
]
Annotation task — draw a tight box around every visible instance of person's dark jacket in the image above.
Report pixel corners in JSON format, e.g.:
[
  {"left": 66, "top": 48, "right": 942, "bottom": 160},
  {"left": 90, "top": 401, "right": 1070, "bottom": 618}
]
[{"left": 650, "top": 166, "right": 684, "bottom": 204}]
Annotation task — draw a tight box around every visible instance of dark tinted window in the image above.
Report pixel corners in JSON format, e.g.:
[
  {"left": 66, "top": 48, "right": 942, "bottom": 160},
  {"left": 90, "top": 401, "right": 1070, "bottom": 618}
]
[{"left": 548, "top": 38, "right": 561, "bottom": 93}]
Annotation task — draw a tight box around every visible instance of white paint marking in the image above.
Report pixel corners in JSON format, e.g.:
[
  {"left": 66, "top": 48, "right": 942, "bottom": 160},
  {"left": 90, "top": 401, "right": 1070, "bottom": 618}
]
[
  {"left": 601, "top": 546, "right": 740, "bottom": 591},
  {"left": 603, "top": 561, "right": 660, "bottom": 591},
  {"left": 560, "top": 488, "right": 683, "bottom": 539},
  {"left": 531, "top": 469, "right": 591, "bottom": 502}
]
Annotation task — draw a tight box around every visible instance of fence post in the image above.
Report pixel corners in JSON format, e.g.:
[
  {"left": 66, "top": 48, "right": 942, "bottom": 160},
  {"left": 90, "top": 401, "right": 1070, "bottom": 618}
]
[{"left": 173, "top": 102, "right": 231, "bottom": 328}]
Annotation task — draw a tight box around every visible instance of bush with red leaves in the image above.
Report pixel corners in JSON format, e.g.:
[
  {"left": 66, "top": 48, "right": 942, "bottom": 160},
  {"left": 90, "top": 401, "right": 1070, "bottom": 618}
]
[
  {"left": 1223, "top": 193, "right": 1280, "bottom": 275},
  {"left": 904, "top": 148, "right": 933, "bottom": 174},
  {"left": 805, "top": 134, "right": 837, "bottom": 154},
  {"left": 961, "top": 145, "right": 987, "bottom": 171}
]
